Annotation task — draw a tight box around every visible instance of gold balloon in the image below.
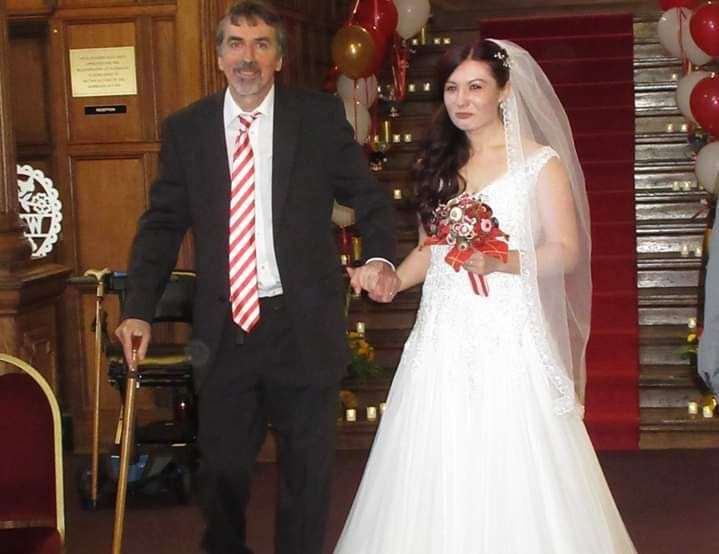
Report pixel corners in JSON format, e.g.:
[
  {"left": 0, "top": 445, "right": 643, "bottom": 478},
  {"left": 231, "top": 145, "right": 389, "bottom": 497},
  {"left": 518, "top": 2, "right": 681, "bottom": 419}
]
[{"left": 331, "top": 25, "right": 376, "bottom": 80}]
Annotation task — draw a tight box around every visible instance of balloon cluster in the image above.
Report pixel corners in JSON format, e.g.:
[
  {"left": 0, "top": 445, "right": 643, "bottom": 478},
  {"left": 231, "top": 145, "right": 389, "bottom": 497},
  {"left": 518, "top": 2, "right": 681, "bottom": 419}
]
[
  {"left": 657, "top": 1, "right": 719, "bottom": 194},
  {"left": 327, "top": 0, "right": 431, "bottom": 144}
]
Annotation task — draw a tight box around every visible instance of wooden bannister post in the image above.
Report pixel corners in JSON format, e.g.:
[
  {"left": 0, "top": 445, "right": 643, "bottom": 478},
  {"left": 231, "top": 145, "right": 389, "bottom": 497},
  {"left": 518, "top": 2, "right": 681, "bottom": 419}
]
[
  {"left": 0, "top": 0, "right": 31, "bottom": 276},
  {"left": 0, "top": 0, "right": 70, "bottom": 393}
]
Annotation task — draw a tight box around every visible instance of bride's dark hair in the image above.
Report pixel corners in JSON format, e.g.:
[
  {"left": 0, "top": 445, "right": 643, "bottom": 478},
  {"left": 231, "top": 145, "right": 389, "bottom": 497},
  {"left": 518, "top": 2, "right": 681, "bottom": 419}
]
[{"left": 413, "top": 39, "right": 510, "bottom": 232}]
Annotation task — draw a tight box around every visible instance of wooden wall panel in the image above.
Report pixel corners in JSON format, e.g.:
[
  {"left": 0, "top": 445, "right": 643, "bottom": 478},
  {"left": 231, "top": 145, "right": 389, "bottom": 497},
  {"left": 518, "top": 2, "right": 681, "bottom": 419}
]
[
  {"left": 7, "top": 0, "right": 53, "bottom": 17},
  {"left": 72, "top": 156, "right": 146, "bottom": 269},
  {"left": 8, "top": 33, "right": 49, "bottom": 146},
  {"left": 17, "top": 305, "right": 60, "bottom": 391},
  {"left": 152, "top": 17, "right": 179, "bottom": 127}
]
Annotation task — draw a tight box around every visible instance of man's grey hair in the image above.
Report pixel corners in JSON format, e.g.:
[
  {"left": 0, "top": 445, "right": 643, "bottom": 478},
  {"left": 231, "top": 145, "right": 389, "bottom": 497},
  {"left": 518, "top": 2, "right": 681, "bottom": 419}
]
[{"left": 215, "top": 0, "right": 287, "bottom": 55}]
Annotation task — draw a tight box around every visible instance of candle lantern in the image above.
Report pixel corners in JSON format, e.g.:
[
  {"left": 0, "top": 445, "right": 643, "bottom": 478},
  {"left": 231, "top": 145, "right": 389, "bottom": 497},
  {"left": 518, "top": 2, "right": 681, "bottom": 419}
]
[
  {"left": 352, "top": 236, "right": 362, "bottom": 262},
  {"left": 382, "top": 120, "right": 391, "bottom": 145}
]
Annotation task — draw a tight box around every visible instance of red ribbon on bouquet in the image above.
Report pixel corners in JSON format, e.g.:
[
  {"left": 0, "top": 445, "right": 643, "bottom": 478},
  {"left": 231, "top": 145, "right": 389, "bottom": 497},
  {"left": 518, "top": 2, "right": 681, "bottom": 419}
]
[{"left": 423, "top": 196, "right": 509, "bottom": 296}]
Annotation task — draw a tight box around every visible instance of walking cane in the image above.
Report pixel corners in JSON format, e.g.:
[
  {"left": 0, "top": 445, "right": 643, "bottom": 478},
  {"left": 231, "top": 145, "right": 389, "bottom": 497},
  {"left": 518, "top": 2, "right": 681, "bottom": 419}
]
[
  {"left": 84, "top": 268, "right": 111, "bottom": 509},
  {"left": 111, "top": 332, "right": 142, "bottom": 554}
]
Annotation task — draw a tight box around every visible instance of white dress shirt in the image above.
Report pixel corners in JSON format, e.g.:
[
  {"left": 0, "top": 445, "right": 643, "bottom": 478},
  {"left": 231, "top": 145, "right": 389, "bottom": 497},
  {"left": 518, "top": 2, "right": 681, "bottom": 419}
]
[
  {"left": 223, "top": 86, "right": 394, "bottom": 298},
  {"left": 223, "top": 86, "right": 283, "bottom": 297}
]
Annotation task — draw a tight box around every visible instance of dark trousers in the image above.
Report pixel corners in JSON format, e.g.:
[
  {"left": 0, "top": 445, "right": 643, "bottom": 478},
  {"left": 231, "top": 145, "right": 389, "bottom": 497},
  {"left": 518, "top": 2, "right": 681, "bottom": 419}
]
[{"left": 197, "top": 296, "right": 339, "bottom": 554}]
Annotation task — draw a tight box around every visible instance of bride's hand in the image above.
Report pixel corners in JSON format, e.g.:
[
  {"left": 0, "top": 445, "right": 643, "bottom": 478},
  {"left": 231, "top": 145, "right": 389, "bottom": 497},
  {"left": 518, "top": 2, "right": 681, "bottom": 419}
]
[{"left": 463, "top": 252, "right": 501, "bottom": 275}]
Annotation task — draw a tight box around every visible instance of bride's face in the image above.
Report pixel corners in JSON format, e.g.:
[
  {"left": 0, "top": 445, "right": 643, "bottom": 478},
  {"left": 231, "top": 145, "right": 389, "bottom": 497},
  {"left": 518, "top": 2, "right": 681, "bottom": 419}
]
[{"left": 443, "top": 59, "right": 507, "bottom": 134}]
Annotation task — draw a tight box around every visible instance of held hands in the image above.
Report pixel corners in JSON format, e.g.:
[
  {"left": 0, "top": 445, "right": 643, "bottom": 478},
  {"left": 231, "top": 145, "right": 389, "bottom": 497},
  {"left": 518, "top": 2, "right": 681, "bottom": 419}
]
[
  {"left": 115, "top": 318, "right": 152, "bottom": 366},
  {"left": 347, "top": 260, "right": 401, "bottom": 303}
]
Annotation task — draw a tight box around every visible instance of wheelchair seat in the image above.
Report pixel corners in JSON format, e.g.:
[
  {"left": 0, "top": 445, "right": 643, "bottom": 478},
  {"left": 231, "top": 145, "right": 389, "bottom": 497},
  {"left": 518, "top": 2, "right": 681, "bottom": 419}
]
[
  {"left": 104, "top": 270, "right": 195, "bottom": 387},
  {"left": 103, "top": 270, "right": 197, "bottom": 446}
]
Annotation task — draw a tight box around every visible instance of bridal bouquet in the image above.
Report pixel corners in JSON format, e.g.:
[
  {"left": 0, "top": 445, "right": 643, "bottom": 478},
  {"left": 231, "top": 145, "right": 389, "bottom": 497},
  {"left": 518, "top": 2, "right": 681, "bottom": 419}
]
[{"left": 424, "top": 195, "right": 509, "bottom": 296}]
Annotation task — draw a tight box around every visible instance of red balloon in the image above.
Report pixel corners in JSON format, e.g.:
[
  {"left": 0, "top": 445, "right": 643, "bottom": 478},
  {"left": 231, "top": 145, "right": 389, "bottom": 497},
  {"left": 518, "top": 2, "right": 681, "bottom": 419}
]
[
  {"left": 353, "top": 0, "right": 398, "bottom": 40},
  {"left": 660, "top": 0, "right": 698, "bottom": 8},
  {"left": 351, "top": 0, "right": 398, "bottom": 74},
  {"left": 690, "top": 76, "right": 719, "bottom": 137},
  {"left": 690, "top": 2, "right": 719, "bottom": 56}
]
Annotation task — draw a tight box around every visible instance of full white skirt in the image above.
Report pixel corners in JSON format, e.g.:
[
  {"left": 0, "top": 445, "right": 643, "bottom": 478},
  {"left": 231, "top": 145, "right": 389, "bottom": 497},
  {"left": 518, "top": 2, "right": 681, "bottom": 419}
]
[{"left": 334, "top": 247, "right": 636, "bottom": 554}]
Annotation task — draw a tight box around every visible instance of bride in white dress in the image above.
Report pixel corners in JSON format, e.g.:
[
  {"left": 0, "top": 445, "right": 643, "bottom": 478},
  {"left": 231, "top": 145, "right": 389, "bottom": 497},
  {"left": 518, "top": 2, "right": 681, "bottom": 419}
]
[{"left": 335, "top": 39, "right": 636, "bottom": 554}]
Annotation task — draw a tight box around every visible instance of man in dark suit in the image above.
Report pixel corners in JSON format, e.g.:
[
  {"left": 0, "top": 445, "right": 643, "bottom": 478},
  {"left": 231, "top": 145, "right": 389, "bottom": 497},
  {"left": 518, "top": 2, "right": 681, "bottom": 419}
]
[{"left": 115, "top": 1, "right": 398, "bottom": 552}]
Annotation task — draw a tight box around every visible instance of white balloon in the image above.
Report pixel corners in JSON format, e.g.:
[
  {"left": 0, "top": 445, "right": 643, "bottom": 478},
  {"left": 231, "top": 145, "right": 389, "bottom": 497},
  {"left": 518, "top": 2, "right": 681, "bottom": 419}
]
[
  {"left": 343, "top": 99, "right": 371, "bottom": 144},
  {"left": 394, "top": 0, "right": 431, "bottom": 40},
  {"left": 696, "top": 142, "right": 719, "bottom": 194},
  {"left": 676, "top": 70, "right": 711, "bottom": 122},
  {"left": 337, "top": 74, "right": 378, "bottom": 107},
  {"left": 657, "top": 8, "right": 690, "bottom": 58}
]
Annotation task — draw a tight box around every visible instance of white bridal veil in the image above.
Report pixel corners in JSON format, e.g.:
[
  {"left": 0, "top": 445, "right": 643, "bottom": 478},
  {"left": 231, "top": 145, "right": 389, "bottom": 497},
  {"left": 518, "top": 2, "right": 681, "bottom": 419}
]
[{"left": 490, "top": 39, "right": 592, "bottom": 414}]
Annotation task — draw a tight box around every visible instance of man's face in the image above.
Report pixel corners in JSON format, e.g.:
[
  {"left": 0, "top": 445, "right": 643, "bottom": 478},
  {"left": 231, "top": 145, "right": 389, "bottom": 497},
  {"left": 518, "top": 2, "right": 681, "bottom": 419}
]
[{"left": 217, "top": 17, "right": 283, "bottom": 111}]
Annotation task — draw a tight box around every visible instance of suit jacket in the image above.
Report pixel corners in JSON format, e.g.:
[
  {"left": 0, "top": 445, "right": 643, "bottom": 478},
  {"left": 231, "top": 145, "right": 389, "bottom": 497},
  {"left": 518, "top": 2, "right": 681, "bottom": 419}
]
[{"left": 122, "top": 84, "right": 396, "bottom": 388}]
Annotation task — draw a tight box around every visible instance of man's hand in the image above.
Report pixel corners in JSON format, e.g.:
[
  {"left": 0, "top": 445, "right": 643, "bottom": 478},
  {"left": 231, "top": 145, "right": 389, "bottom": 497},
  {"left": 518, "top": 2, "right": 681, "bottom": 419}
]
[
  {"left": 346, "top": 260, "right": 401, "bottom": 303},
  {"left": 115, "top": 318, "right": 152, "bottom": 366}
]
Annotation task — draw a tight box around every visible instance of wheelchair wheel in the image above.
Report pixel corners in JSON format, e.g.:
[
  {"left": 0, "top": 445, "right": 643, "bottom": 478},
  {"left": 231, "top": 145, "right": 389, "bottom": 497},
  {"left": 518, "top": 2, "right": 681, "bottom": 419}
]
[{"left": 173, "top": 463, "right": 194, "bottom": 504}]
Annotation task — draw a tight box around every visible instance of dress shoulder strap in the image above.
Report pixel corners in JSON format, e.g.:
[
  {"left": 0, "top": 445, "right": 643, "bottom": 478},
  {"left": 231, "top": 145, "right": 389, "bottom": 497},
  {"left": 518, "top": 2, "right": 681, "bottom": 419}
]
[{"left": 525, "top": 146, "right": 559, "bottom": 176}]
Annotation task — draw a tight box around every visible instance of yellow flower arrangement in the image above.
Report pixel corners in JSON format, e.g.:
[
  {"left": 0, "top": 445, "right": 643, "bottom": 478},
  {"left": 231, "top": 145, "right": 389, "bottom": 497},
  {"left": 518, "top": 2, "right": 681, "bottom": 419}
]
[{"left": 346, "top": 330, "right": 386, "bottom": 383}]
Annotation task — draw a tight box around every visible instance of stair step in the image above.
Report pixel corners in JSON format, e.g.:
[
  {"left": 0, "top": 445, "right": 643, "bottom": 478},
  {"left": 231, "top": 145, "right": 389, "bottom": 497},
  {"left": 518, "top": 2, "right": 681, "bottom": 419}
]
[
  {"left": 634, "top": 65, "right": 682, "bottom": 85},
  {"left": 635, "top": 139, "right": 693, "bottom": 163},
  {"left": 641, "top": 363, "right": 694, "bottom": 380},
  {"left": 635, "top": 168, "right": 697, "bottom": 192},
  {"left": 636, "top": 199, "right": 708, "bottom": 223},
  {"left": 640, "top": 407, "right": 719, "bottom": 448},
  {"left": 640, "top": 375, "right": 703, "bottom": 408}
]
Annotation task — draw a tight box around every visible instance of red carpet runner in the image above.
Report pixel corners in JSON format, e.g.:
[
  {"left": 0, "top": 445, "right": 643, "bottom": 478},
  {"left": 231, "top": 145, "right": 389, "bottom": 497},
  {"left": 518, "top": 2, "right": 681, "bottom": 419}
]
[{"left": 480, "top": 13, "right": 639, "bottom": 449}]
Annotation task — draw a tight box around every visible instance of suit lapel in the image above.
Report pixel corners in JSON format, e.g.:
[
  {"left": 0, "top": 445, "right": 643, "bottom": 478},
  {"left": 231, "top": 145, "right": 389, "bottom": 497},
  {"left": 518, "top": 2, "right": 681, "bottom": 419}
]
[
  {"left": 203, "top": 91, "right": 231, "bottom": 232},
  {"left": 272, "top": 85, "right": 300, "bottom": 227}
]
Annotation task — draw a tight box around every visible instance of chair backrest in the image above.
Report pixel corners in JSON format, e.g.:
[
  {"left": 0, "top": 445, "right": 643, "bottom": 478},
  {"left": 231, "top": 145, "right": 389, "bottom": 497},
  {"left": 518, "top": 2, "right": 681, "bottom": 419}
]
[
  {"left": 0, "top": 354, "right": 64, "bottom": 544},
  {"left": 105, "top": 270, "right": 196, "bottom": 323}
]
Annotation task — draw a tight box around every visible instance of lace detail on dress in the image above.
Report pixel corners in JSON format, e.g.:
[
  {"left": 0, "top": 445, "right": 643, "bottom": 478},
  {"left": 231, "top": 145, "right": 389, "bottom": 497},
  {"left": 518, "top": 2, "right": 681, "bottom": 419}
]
[{"left": 412, "top": 145, "right": 580, "bottom": 413}]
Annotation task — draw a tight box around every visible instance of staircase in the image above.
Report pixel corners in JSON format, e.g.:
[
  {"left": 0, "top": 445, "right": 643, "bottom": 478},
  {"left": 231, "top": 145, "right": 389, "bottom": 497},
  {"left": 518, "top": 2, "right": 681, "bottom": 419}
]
[
  {"left": 338, "top": 10, "right": 719, "bottom": 450},
  {"left": 633, "top": 15, "right": 719, "bottom": 448}
]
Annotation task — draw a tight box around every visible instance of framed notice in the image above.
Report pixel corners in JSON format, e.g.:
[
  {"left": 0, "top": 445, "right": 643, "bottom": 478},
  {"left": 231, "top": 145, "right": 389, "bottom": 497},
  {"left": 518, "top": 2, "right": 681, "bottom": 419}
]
[{"left": 69, "top": 46, "right": 138, "bottom": 98}]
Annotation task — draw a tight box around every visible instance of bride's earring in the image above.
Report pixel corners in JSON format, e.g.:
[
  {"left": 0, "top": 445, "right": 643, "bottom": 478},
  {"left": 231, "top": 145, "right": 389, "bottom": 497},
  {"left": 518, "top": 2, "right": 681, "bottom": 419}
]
[{"left": 499, "top": 101, "right": 509, "bottom": 128}]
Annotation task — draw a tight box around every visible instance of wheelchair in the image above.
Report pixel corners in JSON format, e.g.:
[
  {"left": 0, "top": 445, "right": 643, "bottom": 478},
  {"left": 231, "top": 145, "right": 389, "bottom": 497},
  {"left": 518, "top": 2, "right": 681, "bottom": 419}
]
[{"left": 71, "top": 270, "right": 198, "bottom": 520}]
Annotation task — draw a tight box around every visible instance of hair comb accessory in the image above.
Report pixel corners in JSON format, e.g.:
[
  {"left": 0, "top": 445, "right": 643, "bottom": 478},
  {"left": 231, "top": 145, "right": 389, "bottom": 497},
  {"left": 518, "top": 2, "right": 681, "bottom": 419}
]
[{"left": 493, "top": 49, "right": 512, "bottom": 70}]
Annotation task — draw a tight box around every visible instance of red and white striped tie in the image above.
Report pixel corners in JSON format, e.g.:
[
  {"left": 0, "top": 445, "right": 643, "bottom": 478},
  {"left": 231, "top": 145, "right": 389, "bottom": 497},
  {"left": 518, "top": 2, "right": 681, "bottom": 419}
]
[{"left": 229, "top": 112, "right": 260, "bottom": 332}]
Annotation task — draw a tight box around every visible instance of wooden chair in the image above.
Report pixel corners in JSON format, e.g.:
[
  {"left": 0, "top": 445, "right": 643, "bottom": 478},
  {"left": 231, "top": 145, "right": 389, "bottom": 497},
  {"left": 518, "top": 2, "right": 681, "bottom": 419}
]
[{"left": 0, "top": 354, "right": 65, "bottom": 554}]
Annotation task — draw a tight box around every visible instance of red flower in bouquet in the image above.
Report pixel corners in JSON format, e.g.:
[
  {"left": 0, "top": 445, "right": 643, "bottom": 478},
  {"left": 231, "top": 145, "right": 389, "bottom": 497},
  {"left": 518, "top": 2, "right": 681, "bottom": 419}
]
[{"left": 423, "top": 195, "right": 509, "bottom": 296}]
